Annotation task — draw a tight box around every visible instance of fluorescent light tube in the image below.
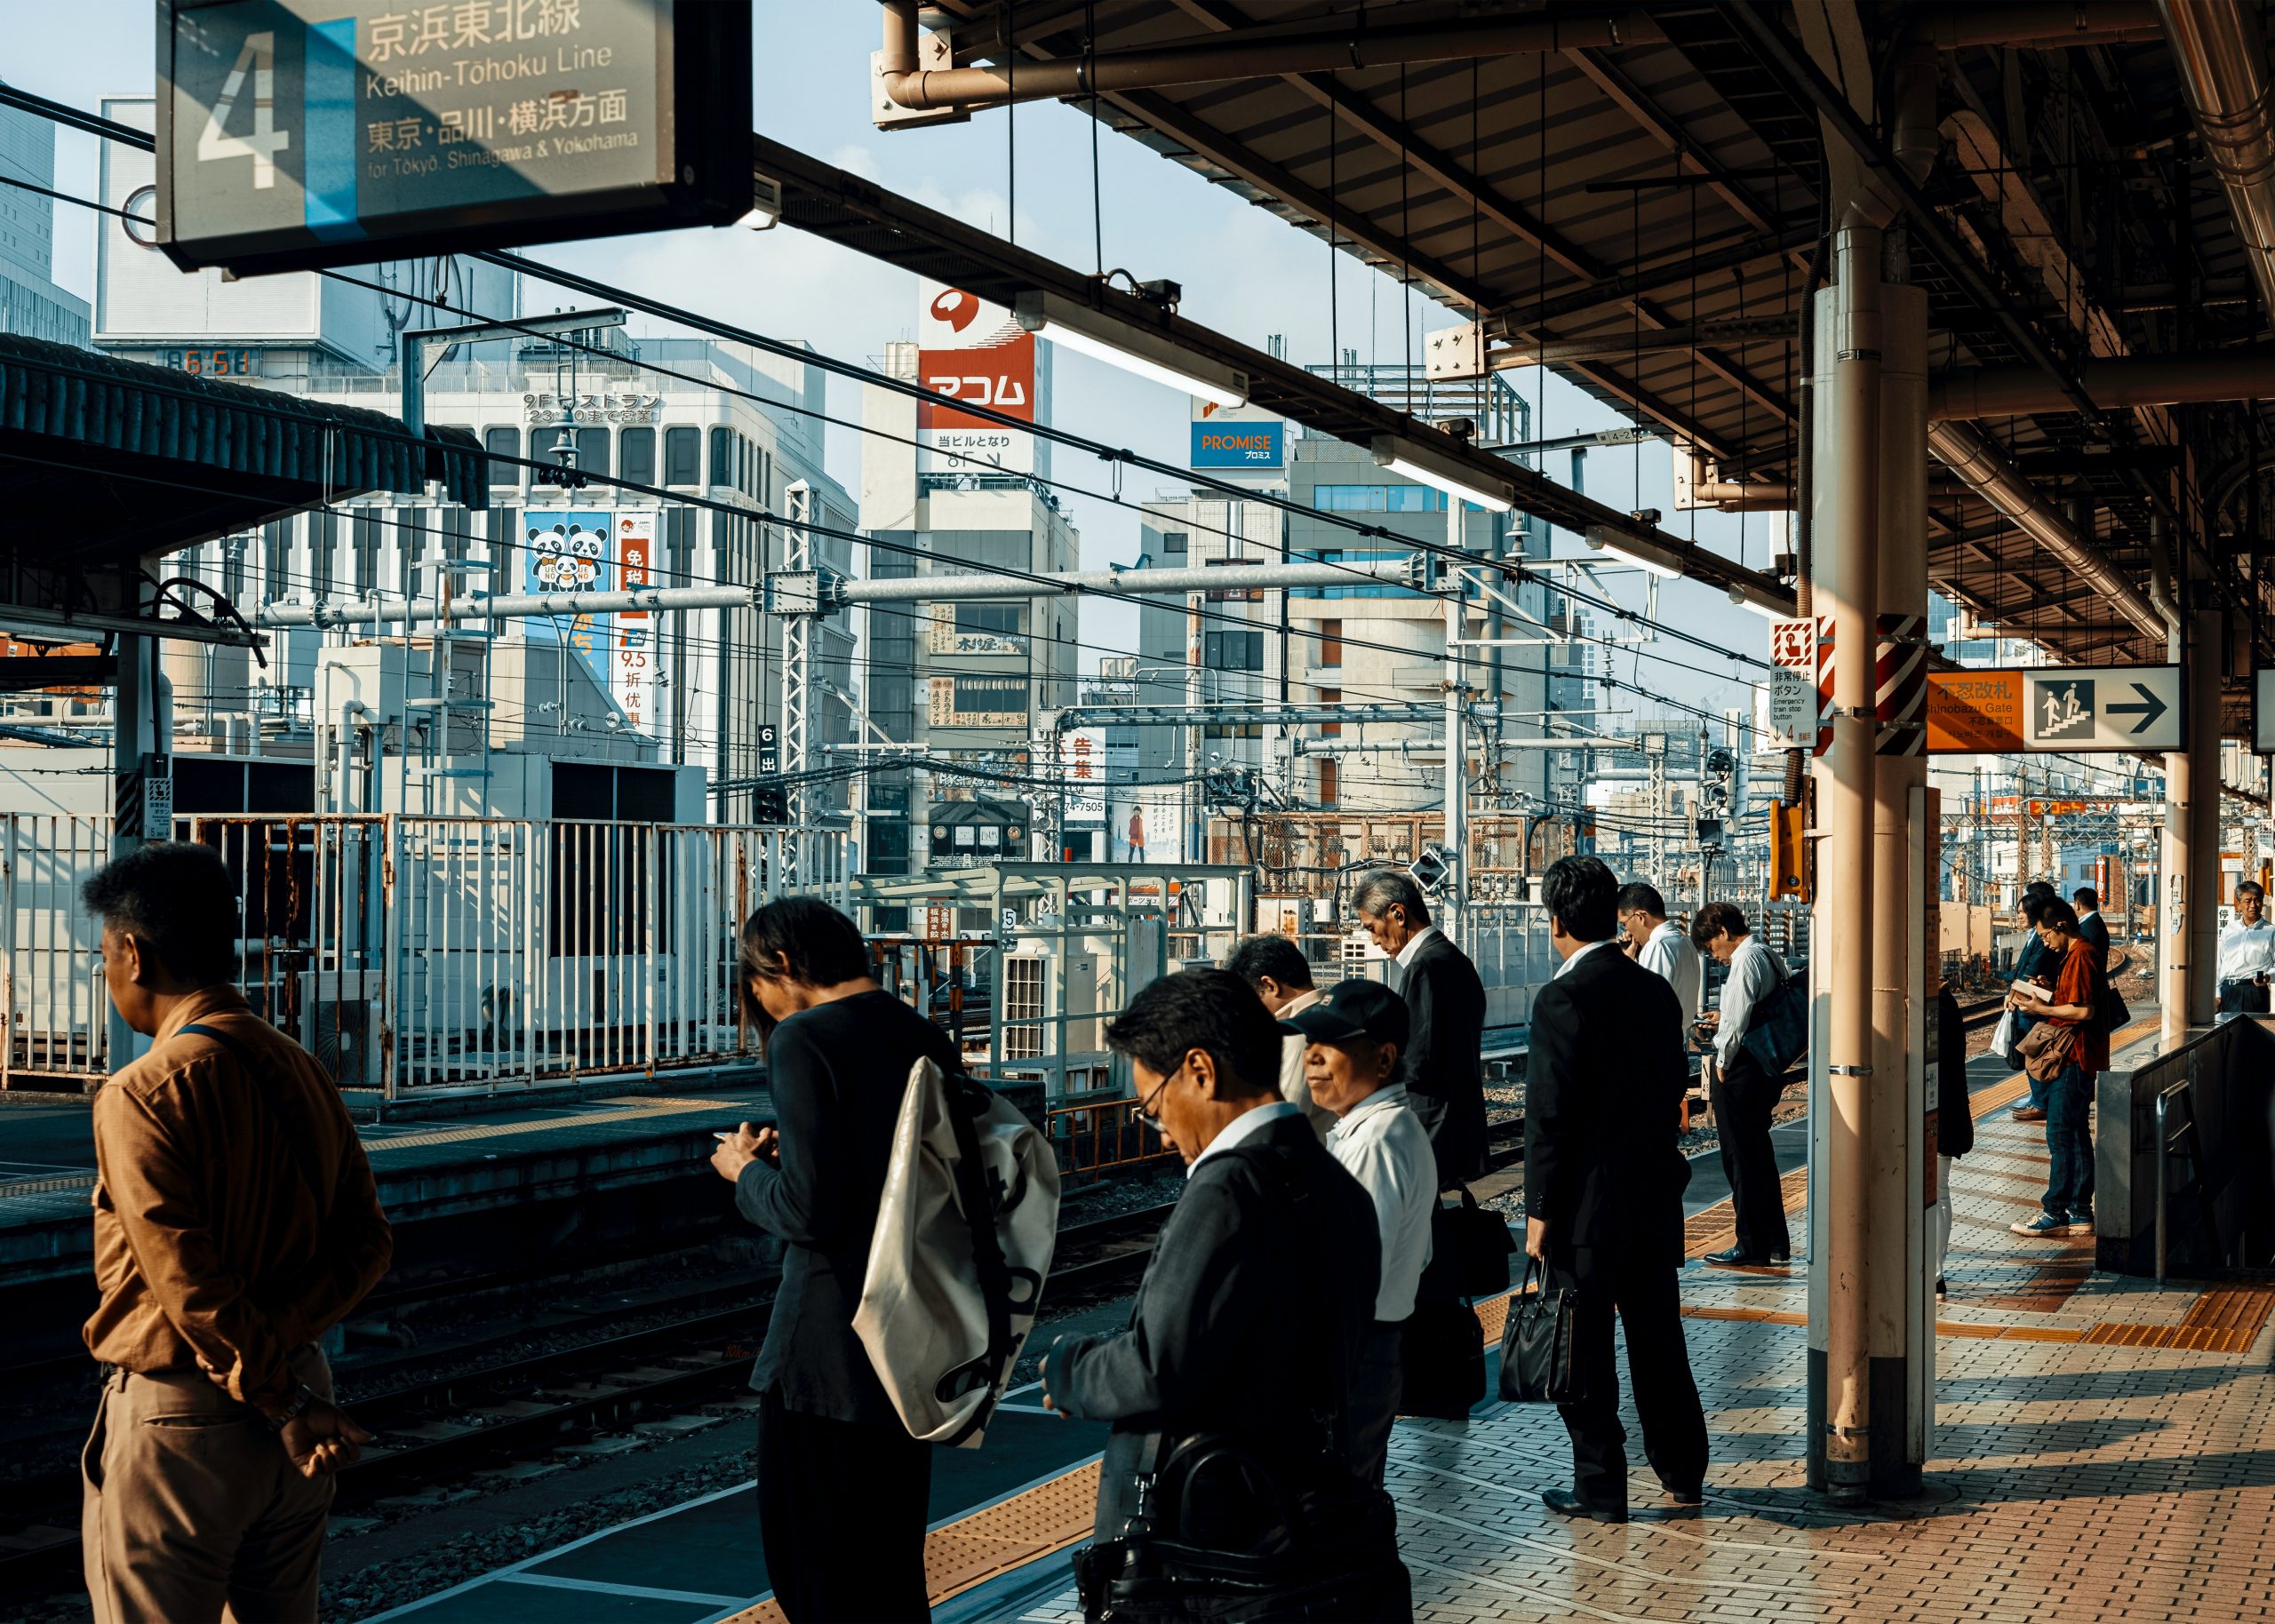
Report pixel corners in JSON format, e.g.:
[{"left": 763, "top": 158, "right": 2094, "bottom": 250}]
[
  {"left": 1729, "top": 585, "right": 1786, "bottom": 617},
  {"left": 1369, "top": 434, "right": 1516, "bottom": 512},
  {"left": 1014, "top": 291, "right": 1249, "bottom": 408},
  {"left": 1583, "top": 528, "right": 1681, "bottom": 578}
]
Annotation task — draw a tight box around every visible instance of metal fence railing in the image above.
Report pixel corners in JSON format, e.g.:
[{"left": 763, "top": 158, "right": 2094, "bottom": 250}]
[{"left": 0, "top": 813, "right": 848, "bottom": 1100}]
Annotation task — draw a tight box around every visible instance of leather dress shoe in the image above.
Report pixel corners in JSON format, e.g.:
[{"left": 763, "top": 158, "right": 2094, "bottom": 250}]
[
  {"left": 1543, "top": 1488, "right": 1627, "bottom": 1524},
  {"left": 1703, "top": 1246, "right": 1772, "bottom": 1267},
  {"left": 1663, "top": 1484, "right": 1705, "bottom": 1506},
  {"left": 2013, "top": 1107, "right": 2048, "bottom": 1122}
]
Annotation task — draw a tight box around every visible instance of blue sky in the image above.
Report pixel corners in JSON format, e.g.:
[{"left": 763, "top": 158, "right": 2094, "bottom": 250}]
[{"left": 8, "top": 4, "right": 1774, "bottom": 715}]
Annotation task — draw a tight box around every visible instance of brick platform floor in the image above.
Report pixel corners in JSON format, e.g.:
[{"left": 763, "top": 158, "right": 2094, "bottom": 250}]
[{"left": 1012, "top": 1097, "right": 2275, "bottom": 1624}]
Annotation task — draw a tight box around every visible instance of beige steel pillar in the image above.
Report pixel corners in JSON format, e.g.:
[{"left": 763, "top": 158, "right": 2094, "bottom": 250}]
[
  {"left": 1807, "top": 222, "right": 1882, "bottom": 1501},
  {"left": 2188, "top": 605, "right": 2223, "bottom": 1028},
  {"left": 1870, "top": 278, "right": 1929, "bottom": 1495}
]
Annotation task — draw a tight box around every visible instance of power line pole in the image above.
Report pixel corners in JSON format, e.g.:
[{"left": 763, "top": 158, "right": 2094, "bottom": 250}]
[{"left": 781, "top": 480, "right": 813, "bottom": 872}]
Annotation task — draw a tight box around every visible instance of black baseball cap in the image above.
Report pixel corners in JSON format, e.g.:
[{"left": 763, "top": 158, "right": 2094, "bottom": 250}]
[{"left": 1280, "top": 978, "right": 1409, "bottom": 1048}]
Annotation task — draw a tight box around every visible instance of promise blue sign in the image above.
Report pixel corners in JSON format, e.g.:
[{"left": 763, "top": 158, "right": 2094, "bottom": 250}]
[{"left": 1191, "top": 420, "right": 1284, "bottom": 468}]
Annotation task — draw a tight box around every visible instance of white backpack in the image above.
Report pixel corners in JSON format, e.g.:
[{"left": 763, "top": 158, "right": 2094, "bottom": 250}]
[{"left": 853, "top": 1057, "right": 1061, "bottom": 1447}]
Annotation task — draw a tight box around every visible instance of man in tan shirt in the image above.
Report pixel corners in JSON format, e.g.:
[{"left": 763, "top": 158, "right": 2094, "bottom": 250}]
[{"left": 80, "top": 842, "right": 393, "bottom": 1623}]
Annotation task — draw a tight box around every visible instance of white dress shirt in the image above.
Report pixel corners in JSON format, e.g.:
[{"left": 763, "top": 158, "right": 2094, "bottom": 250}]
[
  {"left": 1394, "top": 924, "right": 1442, "bottom": 968},
  {"left": 1636, "top": 919, "right": 1704, "bottom": 1014},
  {"left": 2217, "top": 919, "right": 2275, "bottom": 983},
  {"left": 1324, "top": 1084, "right": 1436, "bottom": 1322},
  {"left": 1186, "top": 1099, "right": 1299, "bottom": 1178},
  {"left": 1712, "top": 935, "right": 1787, "bottom": 1068},
  {"left": 1553, "top": 937, "right": 1615, "bottom": 979},
  {"left": 1273, "top": 988, "right": 1337, "bottom": 1142}
]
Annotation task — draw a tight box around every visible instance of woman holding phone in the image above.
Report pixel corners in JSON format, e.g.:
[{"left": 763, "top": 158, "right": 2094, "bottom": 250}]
[{"left": 707, "top": 897, "right": 957, "bottom": 1620}]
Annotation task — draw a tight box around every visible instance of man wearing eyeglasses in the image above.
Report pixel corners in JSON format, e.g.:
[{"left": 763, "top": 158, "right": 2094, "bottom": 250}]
[{"left": 1041, "top": 970, "right": 1408, "bottom": 1620}]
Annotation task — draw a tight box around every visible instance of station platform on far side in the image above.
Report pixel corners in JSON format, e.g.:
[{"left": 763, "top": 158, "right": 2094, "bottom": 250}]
[{"left": 0, "top": 1082, "right": 772, "bottom": 1298}]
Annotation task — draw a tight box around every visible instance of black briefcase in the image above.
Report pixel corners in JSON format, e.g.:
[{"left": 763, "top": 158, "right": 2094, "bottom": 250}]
[
  {"left": 1417, "top": 1185, "right": 1517, "bottom": 1302},
  {"left": 1498, "top": 1260, "right": 1587, "bottom": 1405},
  {"left": 1398, "top": 1296, "right": 1485, "bottom": 1420}
]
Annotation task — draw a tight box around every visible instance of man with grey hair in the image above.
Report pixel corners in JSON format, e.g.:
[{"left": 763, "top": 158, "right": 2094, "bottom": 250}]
[{"left": 1352, "top": 868, "right": 1488, "bottom": 1186}]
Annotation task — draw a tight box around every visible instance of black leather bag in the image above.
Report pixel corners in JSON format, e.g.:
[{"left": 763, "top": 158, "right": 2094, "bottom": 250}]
[
  {"left": 1417, "top": 1185, "right": 1516, "bottom": 1302},
  {"left": 1498, "top": 1259, "right": 1587, "bottom": 1405},
  {"left": 1397, "top": 1296, "right": 1486, "bottom": 1421},
  {"left": 1070, "top": 1433, "right": 1412, "bottom": 1622},
  {"left": 1738, "top": 965, "right": 1809, "bottom": 1078}
]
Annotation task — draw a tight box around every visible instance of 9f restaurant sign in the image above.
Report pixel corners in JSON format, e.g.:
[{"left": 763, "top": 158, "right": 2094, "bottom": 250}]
[{"left": 156, "top": 1, "right": 750, "bottom": 274}]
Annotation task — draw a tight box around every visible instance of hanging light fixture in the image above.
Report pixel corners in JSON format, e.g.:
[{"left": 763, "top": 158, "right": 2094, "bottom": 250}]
[{"left": 1013, "top": 290, "right": 1249, "bottom": 407}]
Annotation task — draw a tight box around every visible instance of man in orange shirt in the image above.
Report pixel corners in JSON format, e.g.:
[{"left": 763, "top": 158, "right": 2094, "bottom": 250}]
[
  {"left": 79, "top": 842, "right": 393, "bottom": 1623},
  {"left": 2007, "top": 896, "right": 2106, "bottom": 1239}
]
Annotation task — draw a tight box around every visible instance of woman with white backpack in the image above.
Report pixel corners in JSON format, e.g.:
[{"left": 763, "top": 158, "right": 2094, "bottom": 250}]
[{"left": 708, "top": 898, "right": 959, "bottom": 1622}]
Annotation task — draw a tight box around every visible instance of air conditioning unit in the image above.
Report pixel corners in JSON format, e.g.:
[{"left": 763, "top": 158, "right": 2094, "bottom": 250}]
[{"left": 298, "top": 970, "right": 384, "bottom": 1087}]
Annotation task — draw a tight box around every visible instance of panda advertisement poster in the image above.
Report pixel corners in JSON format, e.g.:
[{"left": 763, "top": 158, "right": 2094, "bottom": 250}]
[{"left": 523, "top": 513, "right": 614, "bottom": 693}]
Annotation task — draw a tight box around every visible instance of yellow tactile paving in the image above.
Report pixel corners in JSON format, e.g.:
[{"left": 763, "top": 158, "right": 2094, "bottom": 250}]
[{"left": 710, "top": 1461, "right": 1103, "bottom": 1624}]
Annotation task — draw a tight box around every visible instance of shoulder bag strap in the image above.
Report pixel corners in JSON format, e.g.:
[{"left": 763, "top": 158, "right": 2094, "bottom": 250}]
[{"left": 180, "top": 1023, "right": 330, "bottom": 1219}]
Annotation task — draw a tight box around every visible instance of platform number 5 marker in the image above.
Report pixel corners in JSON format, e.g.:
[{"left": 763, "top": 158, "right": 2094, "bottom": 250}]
[{"left": 197, "top": 30, "right": 290, "bottom": 189}]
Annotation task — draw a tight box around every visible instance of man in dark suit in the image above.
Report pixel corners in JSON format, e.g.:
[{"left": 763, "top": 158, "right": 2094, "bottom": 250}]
[
  {"left": 1523, "top": 856, "right": 1708, "bottom": 1524},
  {"left": 2071, "top": 887, "right": 2112, "bottom": 966},
  {"left": 1043, "top": 970, "right": 1407, "bottom": 1621},
  {"left": 1353, "top": 869, "right": 1489, "bottom": 1186}
]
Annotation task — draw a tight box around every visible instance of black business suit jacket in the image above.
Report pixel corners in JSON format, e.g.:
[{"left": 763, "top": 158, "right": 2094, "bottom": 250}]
[
  {"left": 1395, "top": 930, "right": 1491, "bottom": 1186},
  {"left": 1523, "top": 943, "right": 1690, "bottom": 1266},
  {"left": 1048, "top": 1111, "right": 1380, "bottom": 1536},
  {"left": 2078, "top": 910, "right": 2111, "bottom": 967},
  {"left": 735, "top": 991, "right": 959, "bottom": 1427}
]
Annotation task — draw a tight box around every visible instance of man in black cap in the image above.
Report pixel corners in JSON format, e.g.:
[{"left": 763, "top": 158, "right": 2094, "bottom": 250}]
[{"left": 1281, "top": 980, "right": 1435, "bottom": 1485}]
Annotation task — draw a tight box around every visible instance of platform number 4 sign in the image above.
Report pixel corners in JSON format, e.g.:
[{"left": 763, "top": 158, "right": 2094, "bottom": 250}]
[{"left": 197, "top": 30, "right": 289, "bottom": 189}]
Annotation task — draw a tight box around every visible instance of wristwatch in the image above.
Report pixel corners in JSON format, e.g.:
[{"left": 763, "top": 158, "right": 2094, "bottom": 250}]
[{"left": 267, "top": 1383, "right": 319, "bottom": 1433}]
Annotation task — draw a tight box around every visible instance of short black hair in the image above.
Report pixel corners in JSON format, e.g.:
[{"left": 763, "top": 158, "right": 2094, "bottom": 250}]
[
  {"left": 1689, "top": 900, "right": 1750, "bottom": 951},
  {"left": 2038, "top": 897, "right": 2080, "bottom": 934},
  {"left": 2021, "top": 892, "right": 2053, "bottom": 924},
  {"left": 1223, "top": 933, "right": 1313, "bottom": 991},
  {"left": 739, "top": 898, "right": 871, "bottom": 1034},
  {"left": 2023, "top": 880, "right": 2058, "bottom": 902},
  {"left": 1616, "top": 881, "right": 1668, "bottom": 919},
  {"left": 1350, "top": 868, "right": 1430, "bottom": 927},
  {"left": 1542, "top": 856, "right": 1617, "bottom": 942},
  {"left": 81, "top": 841, "right": 239, "bottom": 987},
  {"left": 1105, "top": 968, "right": 1279, "bottom": 1097},
  {"left": 2072, "top": 887, "right": 2099, "bottom": 910}
]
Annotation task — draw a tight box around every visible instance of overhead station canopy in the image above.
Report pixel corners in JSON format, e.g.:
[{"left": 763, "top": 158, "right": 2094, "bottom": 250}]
[
  {"left": 0, "top": 335, "right": 484, "bottom": 641},
  {"left": 890, "top": 1, "right": 2272, "bottom": 671}
]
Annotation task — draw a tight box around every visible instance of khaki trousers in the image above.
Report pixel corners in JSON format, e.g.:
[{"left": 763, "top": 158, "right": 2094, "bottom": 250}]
[{"left": 81, "top": 1349, "right": 334, "bottom": 1624}]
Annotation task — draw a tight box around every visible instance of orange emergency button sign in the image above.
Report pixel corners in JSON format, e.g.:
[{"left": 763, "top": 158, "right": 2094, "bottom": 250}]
[{"left": 1926, "top": 670, "right": 2025, "bottom": 752}]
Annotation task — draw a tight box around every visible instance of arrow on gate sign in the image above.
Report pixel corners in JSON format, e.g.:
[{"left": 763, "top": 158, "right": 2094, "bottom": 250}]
[{"left": 2107, "top": 682, "right": 2168, "bottom": 735}]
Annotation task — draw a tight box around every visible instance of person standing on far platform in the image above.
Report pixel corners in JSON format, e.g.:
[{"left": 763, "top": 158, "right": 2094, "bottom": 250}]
[
  {"left": 78, "top": 842, "right": 394, "bottom": 1624},
  {"left": 1618, "top": 881, "right": 1704, "bottom": 1016},
  {"left": 1225, "top": 932, "right": 1336, "bottom": 1139},
  {"left": 710, "top": 897, "right": 958, "bottom": 1622},
  {"left": 2217, "top": 880, "right": 2275, "bottom": 1018},
  {"left": 1127, "top": 805, "right": 1147, "bottom": 864},
  {"left": 2008, "top": 897, "right": 2106, "bottom": 1238},
  {"left": 2071, "top": 887, "right": 2112, "bottom": 967},
  {"left": 1042, "top": 971, "right": 1408, "bottom": 1621},
  {"left": 1281, "top": 980, "right": 1436, "bottom": 1485},
  {"left": 1691, "top": 902, "right": 1792, "bottom": 1267},
  {"left": 1525, "top": 856, "right": 1707, "bottom": 1523},
  {"left": 1353, "top": 869, "right": 1489, "bottom": 1187}
]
